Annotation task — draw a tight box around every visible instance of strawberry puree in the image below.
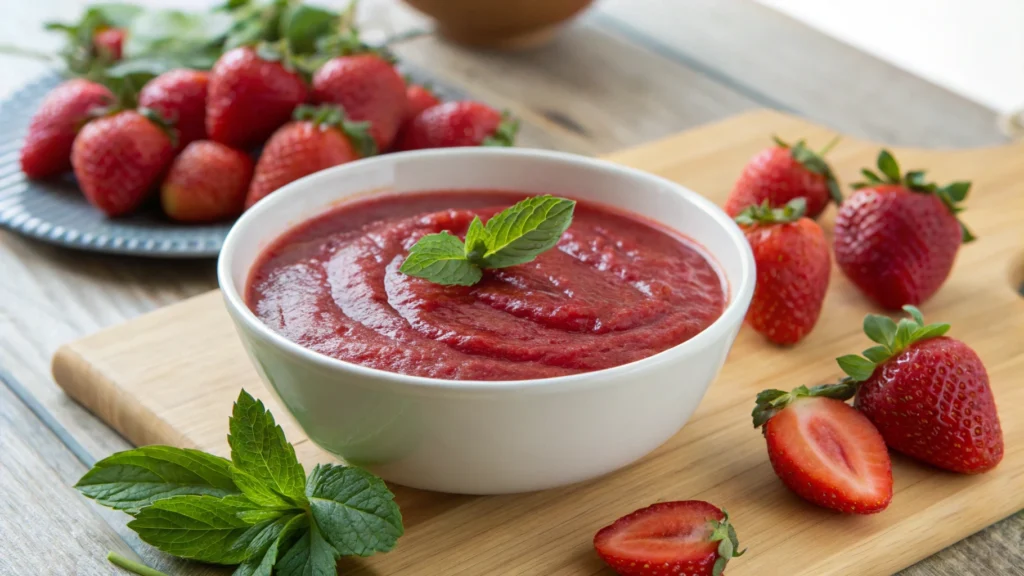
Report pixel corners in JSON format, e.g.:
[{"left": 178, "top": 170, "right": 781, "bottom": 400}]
[{"left": 246, "top": 191, "right": 726, "bottom": 380}]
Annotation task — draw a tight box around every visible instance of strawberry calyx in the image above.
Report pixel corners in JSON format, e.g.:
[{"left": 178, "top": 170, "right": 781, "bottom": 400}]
[
  {"left": 482, "top": 111, "right": 520, "bottom": 147},
  {"left": 138, "top": 106, "right": 179, "bottom": 148},
  {"left": 836, "top": 305, "right": 951, "bottom": 382},
  {"left": 708, "top": 510, "right": 745, "bottom": 576},
  {"left": 751, "top": 381, "right": 858, "bottom": 429},
  {"left": 734, "top": 197, "right": 806, "bottom": 226},
  {"left": 774, "top": 135, "right": 843, "bottom": 206},
  {"left": 854, "top": 149, "right": 975, "bottom": 243},
  {"left": 293, "top": 103, "right": 377, "bottom": 157}
]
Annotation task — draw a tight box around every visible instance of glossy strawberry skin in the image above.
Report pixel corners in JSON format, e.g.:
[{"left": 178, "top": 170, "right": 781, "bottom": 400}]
[
  {"left": 593, "top": 501, "right": 725, "bottom": 576},
  {"left": 20, "top": 79, "right": 114, "bottom": 179},
  {"left": 404, "top": 84, "right": 440, "bottom": 121},
  {"left": 246, "top": 122, "right": 359, "bottom": 208},
  {"left": 726, "top": 146, "right": 832, "bottom": 219},
  {"left": 396, "top": 101, "right": 504, "bottom": 150},
  {"left": 312, "top": 55, "right": 407, "bottom": 151},
  {"left": 742, "top": 218, "right": 830, "bottom": 344},
  {"left": 71, "top": 111, "right": 174, "bottom": 217},
  {"left": 855, "top": 337, "right": 1003, "bottom": 474},
  {"left": 161, "top": 141, "right": 253, "bottom": 223},
  {"left": 139, "top": 69, "right": 210, "bottom": 151},
  {"left": 93, "top": 27, "right": 125, "bottom": 60},
  {"left": 206, "top": 48, "right": 308, "bottom": 149},
  {"left": 765, "top": 397, "right": 893, "bottom": 514},
  {"left": 834, "top": 185, "right": 961, "bottom": 309}
]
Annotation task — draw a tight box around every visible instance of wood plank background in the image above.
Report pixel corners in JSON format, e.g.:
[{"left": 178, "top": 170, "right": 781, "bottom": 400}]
[{"left": 0, "top": 1, "right": 1017, "bottom": 574}]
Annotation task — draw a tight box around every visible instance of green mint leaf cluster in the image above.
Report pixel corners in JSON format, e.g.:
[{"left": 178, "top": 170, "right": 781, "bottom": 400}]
[
  {"left": 399, "top": 195, "right": 576, "bottom": 286},
  {"left": 75, "top": 390, "right": 403, "bottom": 574}
]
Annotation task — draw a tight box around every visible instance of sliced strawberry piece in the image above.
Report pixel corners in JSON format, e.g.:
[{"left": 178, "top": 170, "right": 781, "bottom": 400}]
[
  {"left": 594, "top": 501, "right": 744, "bottom": 576},
  {"left": 753, "top": 383, "right": 893, "bottom": 514}
]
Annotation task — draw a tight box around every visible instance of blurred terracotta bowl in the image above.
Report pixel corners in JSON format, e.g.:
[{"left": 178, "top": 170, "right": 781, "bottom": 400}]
[{"left": 402, "top": 0, "right": 595, "bottom": 49}]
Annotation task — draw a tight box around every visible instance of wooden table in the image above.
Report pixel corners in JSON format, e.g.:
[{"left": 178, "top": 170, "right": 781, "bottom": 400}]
[{"left": 0, "top": 1, "right": 1019, "bottom": 574}]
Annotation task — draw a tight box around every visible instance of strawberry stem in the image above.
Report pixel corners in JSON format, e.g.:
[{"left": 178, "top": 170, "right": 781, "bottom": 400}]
[
  {"left": 734, "top": 197, "right": 806, "bottom": 226},
  {"left": 751, "top": 381, "right": 858, "bottom": 429},
  {"left": 836, "top": 305, "right": 951, "bottom": 382},
  {"left": 708, "top": 510, "right": 745, "bottom": 576},
  {"left": 818, "top": 135, "right": 841, "bottom": 156}
]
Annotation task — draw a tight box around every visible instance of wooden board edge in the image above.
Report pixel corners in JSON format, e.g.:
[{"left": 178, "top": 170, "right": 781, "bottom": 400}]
[{"left": 51, "top": 344, "right": 198, "bottom": 451}]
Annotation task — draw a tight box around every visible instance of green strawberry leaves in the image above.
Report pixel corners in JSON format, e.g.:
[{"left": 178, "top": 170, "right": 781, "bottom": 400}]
[
  {"left": 400, "top": 195, "right": 576, "bottom": 286},
  {"left": 837, "top": 305, "right": 951, "bottom": 382},
  {"left": 76, "top": 389, "right": 403, "bottom": 572},
  {"left": 751, "top": 381, "right": 859, "bottom": 429},
  {"left": 708, "top": 509, "right": 745, "bottom": 576},
  {"left": 853, "top": 149, "right": 976, "bottom": 243},
  {"left": 482, "top": 112, "right": 521, "bottom": 147},
  {"left": 773, "top": 135, "right": 843, "bottom": 205},
  {"left": 734, "top": 197, "right": 807, "bottom": 226},
  {"left": 292, "top": 104, "right": 378, "bottom": 158}
]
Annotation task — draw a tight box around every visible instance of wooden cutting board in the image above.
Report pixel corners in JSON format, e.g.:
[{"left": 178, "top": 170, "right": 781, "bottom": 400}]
[{"left": 52, "top": 110, "right": 1024, "bottom": 576}]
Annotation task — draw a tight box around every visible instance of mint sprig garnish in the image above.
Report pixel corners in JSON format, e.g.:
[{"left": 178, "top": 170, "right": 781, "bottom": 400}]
[
  {"left": 76, "top": 390, "right": 403, "bottom": 574},
  {"left": 836, "top": 305, "right": 951, "bottom": 382},
  {"left": 399, "top": 195, "right": 576, "bottom": 286}
]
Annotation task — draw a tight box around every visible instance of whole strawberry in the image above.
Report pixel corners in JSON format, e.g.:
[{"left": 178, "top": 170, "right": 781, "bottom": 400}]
[
  {"left": 139, "top": 69, "right": 209, "bottom": 151},
  {"left": 404, "top": 84, "right": 440, "bottom": 121},
  {"left": 93, "top": 27, "right": 125, "bottom": 61},
  {"left": 20, "top": 79, "right": 114, "bottom": 179},
  {"left": 206, "top": 47, "right": 308, "bottom": 149},
  {"left": 71, "top": 109, "right": 175, "bottom": 217},
  {"left": 838, "top": 306, "right": 1003, "bottom": 474},
  {"left": 735, "top": 198, "right": 830, "bottom": 345},
  {"left": 311, "top": 54, "right": 407, "bottom": 153},
  {"left": 752, "top": 382, "right": 893, "bottom": 514},
  {"left": 396, "top": 101, "right": 518, "bottom": 151},
  {"left": 246, "top": 105, "right": 373, "bottom": 208},
  {"left": 594, "top": 501, "right": 744, "bottom": 576},
  {"left": 161, "top": 141, "right": 253, "bottom": 223},
  {"left": 834, "top": 150, "right": 972, "bottom": 309},
  {"left": 725, "top": 136, "right": 842, "bottom": 219}
]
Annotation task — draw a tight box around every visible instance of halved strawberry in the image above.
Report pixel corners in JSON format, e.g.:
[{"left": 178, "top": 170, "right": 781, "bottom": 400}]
[
  {"left": 594, "top": 501, "right": 744, "bottom": 576},
  {"left": 752, "top": 383, "right": 893, "bottom": 514}
]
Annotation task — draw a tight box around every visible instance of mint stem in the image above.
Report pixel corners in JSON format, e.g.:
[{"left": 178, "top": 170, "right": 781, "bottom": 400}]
[{"left": 107, "top": 552, "right": 169, "bottom": 576}]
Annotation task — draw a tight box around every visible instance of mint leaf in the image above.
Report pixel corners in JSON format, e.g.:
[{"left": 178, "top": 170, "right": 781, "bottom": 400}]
[
  {"left": 464, "top": 216, "right": 489, "bottom": 260},
  {"left": 237, "top": 509, "right": 288, "bottom": 524},
  {"left": 231, "top": 466, "right": 295, "bottom": 509},
  {"left": 233, "top": 514, "right": 307, "bottom": 576},
  {"left": 228, "top": 390, "right": 307, "bottom": 506},
  {"left": 280, "top": 4, "right": 338, "bottom": 54},
  {"left": 306, "top": 464, "right": 403, "bottom": 556},
  {"left": 478, "top": 195, "right": 575, "bottom": 268},
  {"left": 127, "top": 495, "right": 262, "bottom": 564},
  {"left": 276, "top": 520, "right": 339, "bottom": 576},
  {"left": 398, "top": 231, "right": 482, "bottom": 286},
  {"left": 75, "top": 446, "right": 239, "bottom": 513}
]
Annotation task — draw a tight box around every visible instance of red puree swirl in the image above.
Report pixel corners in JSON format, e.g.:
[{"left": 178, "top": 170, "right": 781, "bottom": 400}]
[{"left": 246, "top": 191, "right": 726, "bottom": 381}]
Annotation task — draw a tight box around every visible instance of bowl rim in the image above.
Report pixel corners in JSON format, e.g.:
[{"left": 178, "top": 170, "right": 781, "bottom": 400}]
[{"left": 217, "top": 147, "right": 755, "bottom": 393}]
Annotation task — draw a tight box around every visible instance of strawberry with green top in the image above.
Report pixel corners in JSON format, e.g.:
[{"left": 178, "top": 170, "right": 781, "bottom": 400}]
[
  {"left": 725, "top": 136, "right": 842, "bottom": 219},
  {"left": 396, "top": 101, "right": 518, "bottom": 151},
  {"left": 838, "top": 306, "right": 1003, "bottom": 474},
  {"left": 735, "top": 198, "right": 831, "bottom": 345},
  {"left": 246, "top": 104, "right": 374, "bottom": 208},
  {"left": 834, "top": 150, "right": 973, "bottom": 309},
  {"left": 752, "top": 381, "right": 893, "bottom": 514},
  {"left": 593, "top": 501, "right": 744, "bottom": 576}
]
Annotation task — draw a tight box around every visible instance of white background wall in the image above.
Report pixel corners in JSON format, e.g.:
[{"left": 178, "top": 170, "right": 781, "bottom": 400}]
[{"left": 757, "top": 0, "right": 1024, "bottom": 114}]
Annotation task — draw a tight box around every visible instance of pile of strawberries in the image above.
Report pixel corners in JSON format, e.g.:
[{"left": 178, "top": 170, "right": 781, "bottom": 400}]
[
  {"left": 591, "top": 139, "right": 1004, "bottom": 576},
  {"left": 20, "top": 24, "right": 517, "bottom": 223}
]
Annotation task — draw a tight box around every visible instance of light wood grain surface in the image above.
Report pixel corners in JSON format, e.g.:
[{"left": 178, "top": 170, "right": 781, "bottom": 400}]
[
  {"left": 0, "top": 1, "right": 1017, "bottom": 575},
  {"left": 53, "top": 110, "right": 1024, "bottom": 576}
]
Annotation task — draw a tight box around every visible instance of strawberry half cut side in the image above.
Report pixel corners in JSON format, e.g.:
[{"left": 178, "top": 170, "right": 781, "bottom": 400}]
[
  {"left": 753, "top": 383, "right": 893, "bottom": 514},
  {"left": 594, "top": 500, "right": 744, "bottom": 576}
]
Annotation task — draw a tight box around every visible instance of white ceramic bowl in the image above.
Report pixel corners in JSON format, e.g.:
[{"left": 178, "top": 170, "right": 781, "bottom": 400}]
[{"left": 218, "top": 148, "right": 755, "bottom": 495}]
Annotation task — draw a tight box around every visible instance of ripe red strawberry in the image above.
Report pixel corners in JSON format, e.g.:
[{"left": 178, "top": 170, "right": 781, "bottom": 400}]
[
  {"left": 71, "top": 109, "right": 175, "bottom": 217},
  {"left": 594, "top": 501, "right": 744, "bottom": 576},
  {"left": 839, "top": 306, "right": 1003, "bottom": 474},
  {"left": 396, "top": 101, "right": 518, "bottom": 151},
  {"left": 752, "top": 382, "right": 893, "bottom": 514},
  {"left": 311, "top": 54, "right": 407, "bottom": 153},
  {"left": 20, "top": 79, "right": 114, "bottom": 179},
  {"left": 404, "top": 84, "right": 440, "bottom": 121},
  {"left": 93, "top": 27, "right": 125, "bottom": 61},
  {"left": 725, "top": 136, "right": 841, "bottom": 219},
  {"left": 139, "top": 69, "right": 209, "bottom": 151},
  {"left": 735, "top": 198, "right": 831, "bottom": 345},
  {"left": 206, "top": 47, "right": 308, "bottom": 149},
  {"left": 834, "top": 150, "right": 972, "bottom": 309},
  {"left": 246, "top": 105, "right": 372, "bottom": 208},
  {"left": 161, "top": 141, "right": 252, "bottom": 223}
]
